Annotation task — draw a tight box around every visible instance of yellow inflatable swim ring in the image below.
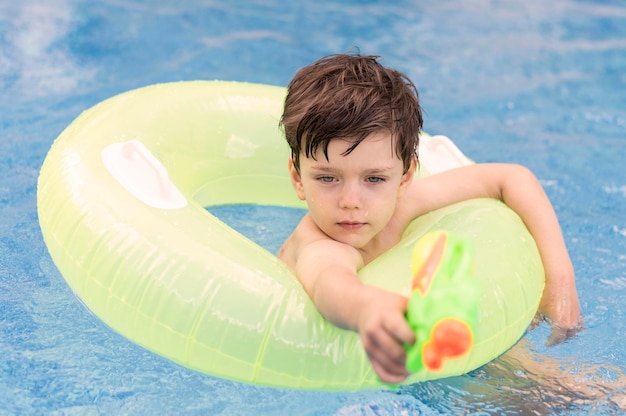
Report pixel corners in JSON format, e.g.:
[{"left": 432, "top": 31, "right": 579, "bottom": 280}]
[{"left": 37, "top": 81, "right": 544, "bottom": 390}]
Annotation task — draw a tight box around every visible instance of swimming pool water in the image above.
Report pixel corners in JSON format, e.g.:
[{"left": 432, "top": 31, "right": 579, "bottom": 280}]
[{"left": 2, "top": 1, "right": 625, "bottom": 414}]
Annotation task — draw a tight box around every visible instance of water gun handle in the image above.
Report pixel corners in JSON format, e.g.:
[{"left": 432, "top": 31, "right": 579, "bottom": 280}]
[{"left": 405, "top": 231, "right": 480, "bottom": 373}]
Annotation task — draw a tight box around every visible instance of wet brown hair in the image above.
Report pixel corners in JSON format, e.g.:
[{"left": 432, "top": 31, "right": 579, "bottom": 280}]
[{"left": 280, "top": 53, "right": 423, "bottom": 173}]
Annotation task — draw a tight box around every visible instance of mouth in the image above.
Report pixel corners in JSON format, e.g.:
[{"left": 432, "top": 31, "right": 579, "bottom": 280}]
[{"left": 338, "top": 221, "right": 366, "bottom": 231}]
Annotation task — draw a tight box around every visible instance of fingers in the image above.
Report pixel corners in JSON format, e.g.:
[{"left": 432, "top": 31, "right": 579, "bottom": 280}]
[
  {"left": 369, "top": 356, "right": 409, "bottom": 385},
  {"left": 529, "top": 312, "right": 544, "bottom": 330},
  {"left": 530, "top": 311, "right": 584, "bottom": 346},
  {"left": 364, "top": 337, "right": 409, "bottom": 384},
  {"left": 356, "top": 293, "right": 417, "bottom": 384},
  {"left": 546, "top": 318, "right": 584, "bottom": 346},
  {"left": 386, "top": 312, "right": 417, "bottom": 346},
  {"left": 361, "top": 316, "right": 415, "bottom": 384}
]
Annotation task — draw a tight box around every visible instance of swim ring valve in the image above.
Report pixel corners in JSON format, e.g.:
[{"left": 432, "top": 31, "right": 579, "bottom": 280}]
[{"left": 405, "top": 231, "right": 480, "bottom": 373}]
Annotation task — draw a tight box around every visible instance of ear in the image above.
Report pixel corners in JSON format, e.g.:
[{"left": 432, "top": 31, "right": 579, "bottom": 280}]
[
  {"left": 398, "top": 156, "right": 417, "bottom": 198},
  {"left": 288, "top": 157, "right": 306, "bottom": 200}
]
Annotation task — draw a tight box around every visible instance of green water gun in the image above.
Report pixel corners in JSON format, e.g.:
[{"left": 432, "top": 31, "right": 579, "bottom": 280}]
[{"left": 405, "top": 230, "right": 480, "bottom": 373}]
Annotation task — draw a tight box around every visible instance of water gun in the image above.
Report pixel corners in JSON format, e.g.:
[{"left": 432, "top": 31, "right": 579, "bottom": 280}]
[{"left": 405, "top": 230, "right": 480, "bottom": 373}]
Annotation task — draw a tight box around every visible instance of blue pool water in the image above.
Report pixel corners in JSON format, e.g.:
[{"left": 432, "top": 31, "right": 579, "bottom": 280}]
[{"left": 2, "top": 1, "right": 626, "bottom": 414}]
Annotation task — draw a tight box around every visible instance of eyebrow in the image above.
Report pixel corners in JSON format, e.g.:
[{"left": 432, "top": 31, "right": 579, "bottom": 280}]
[{"left": 308, "top": 165, "right": 395, "bottom": 175}]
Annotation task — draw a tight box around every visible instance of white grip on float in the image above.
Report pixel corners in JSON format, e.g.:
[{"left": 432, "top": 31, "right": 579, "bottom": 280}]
[
  {"left": 102, "top": 140, "right": 188, "bottom": 209},
  {"left": 419, "top": 135, "right": 473, "bottom": 174}
]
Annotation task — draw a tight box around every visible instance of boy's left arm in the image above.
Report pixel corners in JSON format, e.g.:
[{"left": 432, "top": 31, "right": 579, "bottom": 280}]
[
  {"left": 412, "top": 163, "right": 582, "bottom": 342},
  {"left": 497, "top": 164, "right": 582, "bottom": 342}
]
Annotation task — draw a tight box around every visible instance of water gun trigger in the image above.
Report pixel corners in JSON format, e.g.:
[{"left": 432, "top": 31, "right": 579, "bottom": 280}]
[{"left": 405, "top": 231, "right": 480, "bottom": 374}]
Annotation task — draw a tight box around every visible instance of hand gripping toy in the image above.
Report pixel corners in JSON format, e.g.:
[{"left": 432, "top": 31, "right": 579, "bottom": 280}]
[{"left": 405, "top": 230, "right": 480, "bottom": 373}]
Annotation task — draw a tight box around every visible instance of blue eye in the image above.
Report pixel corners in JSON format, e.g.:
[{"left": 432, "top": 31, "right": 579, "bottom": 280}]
[
  {"left": 367, "top": 177, "right": 385, "bottom": 183},
  {"left": 318, "top": 176, "right": 335, "bottom": 183}
]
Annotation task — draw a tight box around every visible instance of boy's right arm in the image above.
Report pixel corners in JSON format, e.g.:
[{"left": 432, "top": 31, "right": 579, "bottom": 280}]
[{"left": 294, "top": 239, "right": 416, "bottom": 384}]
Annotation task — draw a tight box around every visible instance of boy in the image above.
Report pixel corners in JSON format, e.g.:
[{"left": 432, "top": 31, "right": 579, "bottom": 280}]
[{"left": 277, "top": 53, "right": 581, "bottom": 384}]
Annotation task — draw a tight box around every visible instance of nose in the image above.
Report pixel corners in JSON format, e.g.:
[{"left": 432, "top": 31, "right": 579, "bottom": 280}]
[{"left": 338, "top": 182, "right": 361, "bottom": 210}]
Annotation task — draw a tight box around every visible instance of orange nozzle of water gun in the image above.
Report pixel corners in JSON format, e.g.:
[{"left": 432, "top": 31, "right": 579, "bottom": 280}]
[{"left": 422, "top": 318, "right": 474, "bottom": 371}]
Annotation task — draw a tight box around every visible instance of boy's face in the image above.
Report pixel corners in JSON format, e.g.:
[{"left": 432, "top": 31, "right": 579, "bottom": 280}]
[{"left": 289, "top": 131, "right": 414, "bottom": 250}]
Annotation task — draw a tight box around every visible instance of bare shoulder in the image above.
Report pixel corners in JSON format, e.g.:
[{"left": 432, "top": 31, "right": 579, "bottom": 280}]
[
  {"left": 278, "top": 214, "right": 319, "bottom": 269},
  {"left": 278, "top": 214, "right": 363, "bottom": 274}
]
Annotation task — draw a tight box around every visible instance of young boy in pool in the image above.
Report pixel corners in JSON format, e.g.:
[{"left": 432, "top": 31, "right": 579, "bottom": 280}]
[{"left": 277, "top": 53, "right": 582, "bottom": 384}]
